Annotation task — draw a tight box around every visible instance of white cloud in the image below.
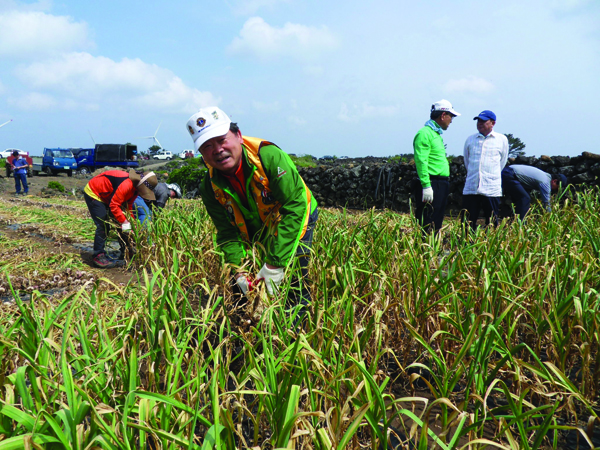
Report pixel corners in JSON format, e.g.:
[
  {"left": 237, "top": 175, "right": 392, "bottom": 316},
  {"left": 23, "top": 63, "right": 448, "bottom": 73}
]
[
  {"left": 8, "top": 92, "right": 57, "bottom": 110},
  {"left": 14, "top": 52, "right": 219, "bottom": 112},
  {"left": 0, "top": 0, "right": 52, "bottom": 11},
  {"left": 228, "top": 17, "right": 339, "bottom": 61},
  {"left": 0, "top": 10, "right": 92, "bottom": 59},
  {"left": 7, "top": 92, "right": 102, "bottom": 111},
  {"left": 443, "top": 76, "right": 495, "bottom": 94},
  {"left": 252, "top": 100, "right": 280, "bottom": 112},
  {"left": 338, "top": 102, "right": 399, "bottom": 122},
  {"left": 230, "top": 0, "right": 290, "bottom": 15},
  {"left": 287, "top": 115, "right": 306, "bottom": 126},
  {"left": 136, "top": 77, "right": 220, "bottom": 113}
]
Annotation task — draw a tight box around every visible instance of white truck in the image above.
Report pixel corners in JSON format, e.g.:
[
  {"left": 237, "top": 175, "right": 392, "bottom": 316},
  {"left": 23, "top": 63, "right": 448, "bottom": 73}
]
[{"left": 153, "top": 150, "right": 173, "bottom": 160}]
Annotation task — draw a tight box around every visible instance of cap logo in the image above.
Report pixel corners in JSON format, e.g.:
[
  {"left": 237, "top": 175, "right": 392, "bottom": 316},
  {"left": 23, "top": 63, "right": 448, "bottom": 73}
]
[
  {"left": 212, "top": 111, "right": 219, "bottom": 120},
  {"left": 188, "top": 125, "right": 195, "bottom": 135},
  {"left": 197, "top": 117, "right": 206, "bottom": 128}
]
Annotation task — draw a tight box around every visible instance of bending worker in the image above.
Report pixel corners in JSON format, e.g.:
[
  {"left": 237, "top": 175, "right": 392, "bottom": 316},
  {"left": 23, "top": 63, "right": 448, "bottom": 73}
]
[
  {"left": 133, "top": 182, "right": 182, "bottom": 226},
  {"left": 501, "top": 165, "right": 567, "bottom": 220},
  {"left": 186, "top": 106, "right": 318, "bottom": 311},
  {"left": 84, "top": 170, "right": 157, "bottom": 268}
]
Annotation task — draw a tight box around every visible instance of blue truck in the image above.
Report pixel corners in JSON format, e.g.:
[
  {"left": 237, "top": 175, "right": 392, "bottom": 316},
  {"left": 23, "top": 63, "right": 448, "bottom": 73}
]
[
  {"left": 30, "top": 148, "right": 78, "bottom": 177},
  {"left": 72, "top": 144, "right": 139, "bottom": 175}
]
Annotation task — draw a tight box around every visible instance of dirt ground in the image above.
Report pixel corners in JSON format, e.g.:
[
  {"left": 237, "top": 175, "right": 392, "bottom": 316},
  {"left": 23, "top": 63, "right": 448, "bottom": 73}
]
[{"left": 0, "top": 162, "right": 170, "bottom": 292}]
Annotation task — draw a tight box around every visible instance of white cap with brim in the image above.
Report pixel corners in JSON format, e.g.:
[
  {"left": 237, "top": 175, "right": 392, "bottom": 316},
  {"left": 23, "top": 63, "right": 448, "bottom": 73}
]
[
  {"left": 186, "top": 107, "right": 232, "bottom": 152},
  {"left": 431, "top": 99, "right": 461, "bottom": 116}
]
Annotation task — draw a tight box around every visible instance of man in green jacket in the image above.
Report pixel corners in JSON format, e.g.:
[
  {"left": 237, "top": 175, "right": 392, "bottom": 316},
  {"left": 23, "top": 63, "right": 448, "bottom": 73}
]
[
  {"left": 186, "top": 107, "right": 318, "bottom": 311},
  {"left": 412, "top": 99, "right": 460, "bottom": 234}
]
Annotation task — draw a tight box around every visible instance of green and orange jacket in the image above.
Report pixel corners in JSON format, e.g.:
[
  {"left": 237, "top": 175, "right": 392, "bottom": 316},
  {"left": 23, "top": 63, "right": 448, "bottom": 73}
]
[{"left": 199, "top": 136, "right": 317, "bottom": 268}]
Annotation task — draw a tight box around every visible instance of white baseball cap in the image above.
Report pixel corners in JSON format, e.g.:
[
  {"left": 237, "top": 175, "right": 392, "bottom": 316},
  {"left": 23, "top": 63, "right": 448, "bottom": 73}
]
[
  {"left": 431, "top": 99, "right": 461, "bottom": 116},
  {"left": 186, "top": 107, "right": 232, "bottom": 152}
]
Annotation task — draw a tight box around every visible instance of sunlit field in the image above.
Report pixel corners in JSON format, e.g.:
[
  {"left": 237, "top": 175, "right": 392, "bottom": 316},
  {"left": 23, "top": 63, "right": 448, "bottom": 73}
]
[{"left": 0, "top": 189, "right": 599, "bottom": 449}]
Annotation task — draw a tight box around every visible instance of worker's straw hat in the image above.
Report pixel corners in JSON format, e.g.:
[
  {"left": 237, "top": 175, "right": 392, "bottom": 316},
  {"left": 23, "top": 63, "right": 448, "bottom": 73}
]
[{"left": 129, "top": 170, "right": 158, "bottom": 201}]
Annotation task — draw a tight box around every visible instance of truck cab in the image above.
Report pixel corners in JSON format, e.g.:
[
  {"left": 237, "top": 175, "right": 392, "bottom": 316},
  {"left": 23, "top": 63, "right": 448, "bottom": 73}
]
[
  {"left": 75, "top": 144, "right": 139, "bottom": 174},
  {"left": 31, "top": 148, "right": 78, "bottom": 176},
  {"left": 72, "top": 148, "right": 95, "bottom": 175}
]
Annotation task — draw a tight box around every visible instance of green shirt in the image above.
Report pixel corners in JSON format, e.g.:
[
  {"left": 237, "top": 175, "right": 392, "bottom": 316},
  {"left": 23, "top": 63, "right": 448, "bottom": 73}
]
[
  {"left": 413, "top": 125, "right": 450, "bottom": 188},
  {"left": 200, "top": 143, "right": 316, "bottom": 268}
]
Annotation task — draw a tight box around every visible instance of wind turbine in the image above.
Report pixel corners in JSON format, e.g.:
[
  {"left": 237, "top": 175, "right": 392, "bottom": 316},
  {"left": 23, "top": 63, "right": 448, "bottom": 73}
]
[
  {"left": 138, "top": 122, "right": 163, "bottom": 149},
  {"left": 0, "top": 119, "right": 13, "bottom": 130}
]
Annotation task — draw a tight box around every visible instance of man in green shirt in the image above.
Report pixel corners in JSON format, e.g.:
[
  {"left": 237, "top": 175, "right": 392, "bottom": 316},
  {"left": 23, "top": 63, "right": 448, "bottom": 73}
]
[
  {"left": 413, "top": 99, "right": 460, "bottom": 234},
  {"left": 186, "top": 107, "right": 318, "bottom": 315}
]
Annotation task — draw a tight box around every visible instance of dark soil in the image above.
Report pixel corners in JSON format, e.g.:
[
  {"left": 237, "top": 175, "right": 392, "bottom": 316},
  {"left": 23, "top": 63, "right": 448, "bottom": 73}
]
[{"left": 0, "top": 165, "right": 172, "bottom": 291}]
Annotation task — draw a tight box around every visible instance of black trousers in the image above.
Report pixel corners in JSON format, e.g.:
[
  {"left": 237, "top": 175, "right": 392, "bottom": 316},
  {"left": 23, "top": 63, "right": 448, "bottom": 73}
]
[
  {"left": 413, "top": 176, "right": 449, "bottom": 234},
  {"left": 461, "top": 195, "right": 501, "bottom": 231},
  {"left": 84, "top": 193, "right": 127, "bottom": 257},
  {"left": 501, "top": 166, "right": 530, "bottom": 221},
  {"left": 232, "top": 207, "right": 319, "bottom": 309}
]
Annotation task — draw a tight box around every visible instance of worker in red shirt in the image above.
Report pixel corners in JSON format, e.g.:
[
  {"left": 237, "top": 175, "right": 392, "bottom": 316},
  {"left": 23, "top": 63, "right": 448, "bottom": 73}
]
[{"left": 84, "top": 169, "right": 158, "bottom": 268}]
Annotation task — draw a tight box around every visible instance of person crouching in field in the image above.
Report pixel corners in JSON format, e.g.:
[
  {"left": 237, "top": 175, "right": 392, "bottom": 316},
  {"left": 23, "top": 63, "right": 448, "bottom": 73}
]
[
  {"left": 186, "top": 106, "right": 318, "bottom": 317},
  {"left": 84, "top": 170, "right": 158, "bottom": 268},
  {"left": 133, "top": 182, "right": 182, "bottom": 227},
  {"left": 501, "top": 165, "right": 568, "bottom": 221}
]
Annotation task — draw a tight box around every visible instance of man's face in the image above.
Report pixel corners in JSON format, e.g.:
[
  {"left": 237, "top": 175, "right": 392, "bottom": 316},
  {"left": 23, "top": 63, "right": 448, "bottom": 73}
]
[
  {"left": 438, "top": 112, "right": 455, "bottom": 130},
  {"left": 476, "top": 119, "right": 495, "bottom": 136},
  {"left": 199, "top": 129, "right": 244, "bottom": 175},
  {"left": 551, "top": 179, "right": 560, "bottom": 193}
]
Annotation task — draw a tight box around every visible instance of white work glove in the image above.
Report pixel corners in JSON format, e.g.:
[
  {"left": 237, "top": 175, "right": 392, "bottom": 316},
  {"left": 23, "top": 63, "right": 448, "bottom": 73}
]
[
  {"left": 256, "top": 264, "right": 285, "bottom": 296},
  {"left": 121, "top": 221, "right": 132, "bottom": 233},
  {"left": 422, "top": 186, "right": 434, "bottom": 203},
  {"left": 235, "top": 275, "right": 250, "bottom": 295}
]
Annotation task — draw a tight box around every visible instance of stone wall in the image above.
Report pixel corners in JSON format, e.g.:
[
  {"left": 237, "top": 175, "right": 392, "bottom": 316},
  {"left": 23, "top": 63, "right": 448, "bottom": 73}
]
[{"left": 298, "top": 152, "right": 600, "bottom": 212}]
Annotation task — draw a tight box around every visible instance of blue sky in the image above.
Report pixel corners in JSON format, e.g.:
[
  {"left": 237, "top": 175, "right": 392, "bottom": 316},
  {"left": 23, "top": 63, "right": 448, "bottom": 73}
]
[{"left": 0, "top": 0, "right": 598, "bottom": 157}]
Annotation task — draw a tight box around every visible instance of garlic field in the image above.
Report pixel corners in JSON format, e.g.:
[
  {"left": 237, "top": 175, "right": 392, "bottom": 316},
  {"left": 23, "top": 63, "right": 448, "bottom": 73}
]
[{"left": 0, "top": 191, "right": 599, "bottom": 449}]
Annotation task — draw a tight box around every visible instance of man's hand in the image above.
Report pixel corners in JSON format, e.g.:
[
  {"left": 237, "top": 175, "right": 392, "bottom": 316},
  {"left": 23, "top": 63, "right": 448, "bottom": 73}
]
[
  {"left": 121, "top": 221, "right": 132, "bottom": 233},
  {"left": 235, "top": 272, "right": 250, "bottom": 294},
  {"left": 236, "top": 276, "right": 249, "bottom": 295},
  {"left": 422, "top": 187, "right": 434, "bottom": 203},
  {"left": 256, "top": 264, "right": 285, "bottom": 296}
]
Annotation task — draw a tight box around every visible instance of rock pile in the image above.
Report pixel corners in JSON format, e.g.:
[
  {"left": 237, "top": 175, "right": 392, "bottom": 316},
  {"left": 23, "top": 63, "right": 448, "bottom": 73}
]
[{"left": 297, "top": 152, "right": 600, "bottom": 212}]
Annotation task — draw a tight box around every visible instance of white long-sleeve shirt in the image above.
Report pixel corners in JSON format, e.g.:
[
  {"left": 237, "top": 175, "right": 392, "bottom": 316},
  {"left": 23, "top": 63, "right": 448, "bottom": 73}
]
[{"left": 463, "top": 130, "right": 509, "bottom": 197}]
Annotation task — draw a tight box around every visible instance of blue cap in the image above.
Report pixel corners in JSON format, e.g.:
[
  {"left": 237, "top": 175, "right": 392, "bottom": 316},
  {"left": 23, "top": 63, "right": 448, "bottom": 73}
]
[
  {"left": 473, "top": 110, "right": 496, "bottom": 121},
  {"left": 558, "top": 174, "right": 567, "bottom": 187}
]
